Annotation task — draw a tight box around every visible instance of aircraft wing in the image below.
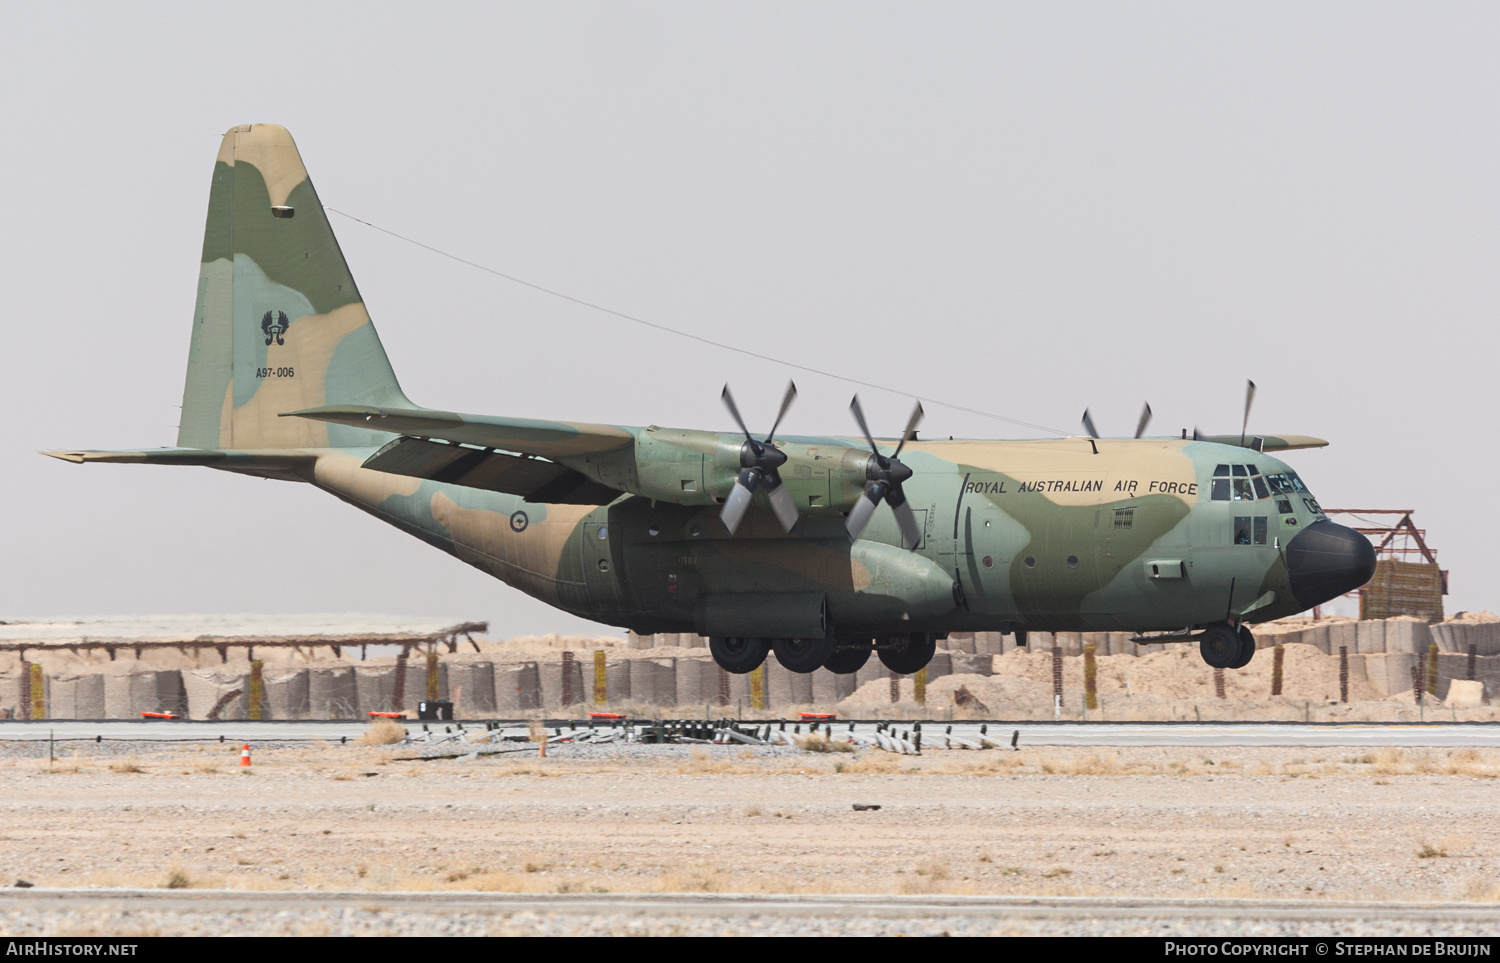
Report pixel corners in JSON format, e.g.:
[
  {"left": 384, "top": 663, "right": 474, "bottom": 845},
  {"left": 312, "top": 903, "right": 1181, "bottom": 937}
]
[
  {"left": 281, "top": 405, "right": 635, "bottom": 458},
  {"left": 1196, "top": 433, "right": 1328, "bottom": 452}
]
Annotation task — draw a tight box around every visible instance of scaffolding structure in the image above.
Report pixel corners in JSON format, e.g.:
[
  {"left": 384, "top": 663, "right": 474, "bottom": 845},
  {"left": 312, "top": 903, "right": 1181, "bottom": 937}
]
[{"left": 1323, "top": 510, "right": 1446, "bottom": 621}]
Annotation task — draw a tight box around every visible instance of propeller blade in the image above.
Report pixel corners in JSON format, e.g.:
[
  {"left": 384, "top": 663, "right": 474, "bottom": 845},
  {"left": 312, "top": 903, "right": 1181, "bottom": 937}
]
[
  {"left": 1081, "top": 408, "right": 1099, "bottom": 439},
  {"left": 1134, "top": 402, "right": 1153, "bottom": 439},
  {"left": 848, "top": 395, "right": 879, "bottom": 455},
  {"left": 844, "top": 483, "right": 885, "bottom": 542},
  {"left": 721, "top": 384, "right": 753, "bottom": 442},
  {"left": 719, "top": 472, "right": 758, "bottom": 535},
  {"left": 1240, "top": 380, "right": 1256, "bottom": 448},
  {"left": 888, "top": 489, "right": 922, "bottom": 549},
  {"left": 891, "top": 401, "right": 924, "bottom": 458},
  {"left": 1192, "top": 426, "right": 1202, "bottom": 442},
  {"left": 764, "top": 474, "right": 800, "bottom": 533},
  {"left": 764, "top": 381, "right": 797, "bottom": 442}
]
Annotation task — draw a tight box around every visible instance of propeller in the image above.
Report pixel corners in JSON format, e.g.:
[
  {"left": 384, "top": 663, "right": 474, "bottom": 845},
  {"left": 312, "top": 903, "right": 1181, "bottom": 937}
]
[
  {"left": 719, "top": 381, "right": 800, "bottom": 535},
  {"left": 1080, "top": 402, "right": 1152, "bottom": 439},
  {"left": 845, "top": 396, "right": 924, "bottom": 549},
  {"left": 1134, "top": 402, "right": 1153, "bottom": 439},
  {"left": 1239, "top": 379, "right": 1256, "bottom": 448},
  {"left": 1187, "top": 379, "right": 1256, "bottom": 447}
]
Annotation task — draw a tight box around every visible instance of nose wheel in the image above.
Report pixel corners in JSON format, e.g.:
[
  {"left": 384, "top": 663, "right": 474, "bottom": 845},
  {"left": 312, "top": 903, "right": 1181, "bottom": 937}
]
[{"left": 1199, "top": 622, "right": 1256, "bottom": 669}]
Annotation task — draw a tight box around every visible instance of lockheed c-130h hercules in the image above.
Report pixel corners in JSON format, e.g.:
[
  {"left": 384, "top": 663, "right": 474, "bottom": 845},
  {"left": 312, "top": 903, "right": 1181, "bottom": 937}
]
[{"left": 47, "top": 124, "right": 1377, "bottom": 678}]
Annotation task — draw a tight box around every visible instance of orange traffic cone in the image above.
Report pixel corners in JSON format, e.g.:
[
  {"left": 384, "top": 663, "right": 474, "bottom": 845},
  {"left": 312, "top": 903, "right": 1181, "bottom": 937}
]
[{"left": 240, "top": 744, "right": 251, "bottom": 767}]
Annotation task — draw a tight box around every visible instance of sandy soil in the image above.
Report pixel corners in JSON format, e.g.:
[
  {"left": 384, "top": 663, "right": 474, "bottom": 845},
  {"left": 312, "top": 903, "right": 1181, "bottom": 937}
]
[{"left": 1, "top": 739, "right": 1497, "bottom": 904}]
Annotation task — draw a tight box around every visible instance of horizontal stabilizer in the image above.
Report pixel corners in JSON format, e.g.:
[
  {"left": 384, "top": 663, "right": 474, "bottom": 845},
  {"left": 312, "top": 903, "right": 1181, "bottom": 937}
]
[
  {"left": 42, "top": 448, "right": 316, "bottom": 468},
  {"left": 1194, "top": 433, "right": 1328, "bottom": 452},
  {"left": 362, "top": 437, "right": 619, "bottom": 505},
  {"left": 282, "top": 405, "right": 633, "bottom": 460}
]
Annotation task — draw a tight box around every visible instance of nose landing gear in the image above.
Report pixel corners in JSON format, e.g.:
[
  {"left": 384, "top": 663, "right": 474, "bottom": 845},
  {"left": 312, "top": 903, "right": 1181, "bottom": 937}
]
[{"left": 1199, "top": 622, "right": 1256, "bottom": 669}]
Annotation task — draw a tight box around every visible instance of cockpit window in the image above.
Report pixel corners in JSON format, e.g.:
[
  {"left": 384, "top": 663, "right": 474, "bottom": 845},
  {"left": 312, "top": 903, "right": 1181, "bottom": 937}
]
[
  {"left": 1213, "top": 464, "right": 1230, "bottom": 477},
  {"left": 1265, "top": 472, "right": 1293, "bottom": 494},
  {"left": 1232, "top": 477, "right": 1255, "bottom": 500},
  {"left": 1231, "top": 465, "right": 1247, "bottom": 477},
  {"left": 1286, "top": 471, "right": 1309, "bottom": 494},
  {"left": 1251, "top": 475, "right": 1269, "bottom": 499},
  {"left": 1211, "top": 477, "right": 1230, "bottom": 500}
]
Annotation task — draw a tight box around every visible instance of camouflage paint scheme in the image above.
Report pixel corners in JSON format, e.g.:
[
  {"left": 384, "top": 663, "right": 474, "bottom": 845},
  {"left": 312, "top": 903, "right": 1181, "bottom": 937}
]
[{"left": 47, "top": 125, "right": 1361, "bottom": 651}]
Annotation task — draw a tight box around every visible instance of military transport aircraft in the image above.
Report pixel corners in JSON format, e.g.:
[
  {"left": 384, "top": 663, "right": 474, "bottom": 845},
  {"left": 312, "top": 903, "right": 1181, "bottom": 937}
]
[{"left": 46, "top": 124, "right": 1376, "bottom": 676}]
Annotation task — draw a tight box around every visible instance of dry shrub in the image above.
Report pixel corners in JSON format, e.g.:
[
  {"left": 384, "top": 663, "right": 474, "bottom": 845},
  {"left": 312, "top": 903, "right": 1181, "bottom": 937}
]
[
  {"left": 357, "top": 720, "right": 407, "bottom": 746},
  {"left": 1372, "top": 749, "right": 1405, "bottom": 775},
  {"left": 109, "top": 759, "right": 144, "bottom": 774},
  {"left": 1417, "top": 841, "right": 1448, "bottom": 859},
  {"left": 163, "top": 868, "right": 192, "bottom": 889},
  {"left": 795, "top": 734, "right": 854, "bottom": 753}
]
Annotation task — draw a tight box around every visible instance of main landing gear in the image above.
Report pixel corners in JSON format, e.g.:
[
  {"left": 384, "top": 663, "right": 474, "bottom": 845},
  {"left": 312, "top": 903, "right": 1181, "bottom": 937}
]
[
  {"left": 1199, "top": 622, "right": 1256, "bottom": 670},
  {"left": 708, "top": 633, "right": 935, "bottom": 675}
]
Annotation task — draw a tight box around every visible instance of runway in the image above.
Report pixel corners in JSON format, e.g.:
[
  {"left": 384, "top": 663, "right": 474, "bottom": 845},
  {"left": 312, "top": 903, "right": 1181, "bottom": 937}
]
[
  {"left": 0, "top": 890, "right": 1494, "bottom": 937},
  {"left": 0, "top": 719, "right": 1497, "bottom": 747}
]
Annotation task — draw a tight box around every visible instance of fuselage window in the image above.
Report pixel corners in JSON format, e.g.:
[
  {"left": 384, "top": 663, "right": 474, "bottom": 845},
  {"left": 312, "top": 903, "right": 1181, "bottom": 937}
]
[
  {"left": 1254, "top": 516, "right": 1268, "bottom": 545},
  {"left": 1113, "top": 507, "right": 1135, "bottom": 530},
  {"left": 1234, "top": 516, "right": 1253, "bottom": 545}
]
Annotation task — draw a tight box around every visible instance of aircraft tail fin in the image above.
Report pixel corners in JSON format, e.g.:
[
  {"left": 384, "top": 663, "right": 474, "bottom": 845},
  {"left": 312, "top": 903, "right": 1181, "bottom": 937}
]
[{"left": 177, "top": 124, "right": 413, "bottom": 451}]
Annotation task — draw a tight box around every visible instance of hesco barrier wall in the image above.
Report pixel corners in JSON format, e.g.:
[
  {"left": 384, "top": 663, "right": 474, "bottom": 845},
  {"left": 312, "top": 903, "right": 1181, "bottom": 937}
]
[{"left": 1, "top": 617, "right": 1496, "bottom": 719}]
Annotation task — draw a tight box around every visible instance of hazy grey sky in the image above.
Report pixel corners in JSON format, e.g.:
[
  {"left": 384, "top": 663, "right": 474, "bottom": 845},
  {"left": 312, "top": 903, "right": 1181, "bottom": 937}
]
[{"left": 4, "top": 3, "right": 1496, "bottom": 633}]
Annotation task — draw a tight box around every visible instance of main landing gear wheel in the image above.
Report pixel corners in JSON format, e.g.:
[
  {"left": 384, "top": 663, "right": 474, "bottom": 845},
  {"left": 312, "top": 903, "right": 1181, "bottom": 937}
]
[
  {"left": 877, "top": 633, "right": 936, "bottom": 675},
  {"left": 773, "top": 636, "right": 835, "bottom": 674},
  {"left": 1198, "top": 623, "right": 1241, "bottom": 669},
  {"left": 1229, "top": 625, "right": 1257, "bottom": 669},
  {"left": 822, "top": 643, "right": 872, "bottom": 675},
  {"left": 710, "top": 636, "right": 770, "bottom": 674}
]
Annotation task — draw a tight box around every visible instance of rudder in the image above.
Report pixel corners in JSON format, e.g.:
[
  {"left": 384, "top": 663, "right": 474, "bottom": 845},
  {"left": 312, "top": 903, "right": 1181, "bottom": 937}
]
[{"left": 178, "top": 124, "right": 412, "bottom": 450}]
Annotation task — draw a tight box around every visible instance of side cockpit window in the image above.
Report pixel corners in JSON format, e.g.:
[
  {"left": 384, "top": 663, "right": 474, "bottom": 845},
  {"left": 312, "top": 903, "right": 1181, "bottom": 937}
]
[{"left": 1211, "top": 464, "right": 1231, "bottom": 501}]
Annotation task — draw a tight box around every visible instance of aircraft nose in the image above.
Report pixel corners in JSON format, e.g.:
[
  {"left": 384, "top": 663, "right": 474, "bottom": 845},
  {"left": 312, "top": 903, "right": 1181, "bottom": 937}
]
[{"left": 1284, "top": 519, "right": 1378, "bottom": 611}]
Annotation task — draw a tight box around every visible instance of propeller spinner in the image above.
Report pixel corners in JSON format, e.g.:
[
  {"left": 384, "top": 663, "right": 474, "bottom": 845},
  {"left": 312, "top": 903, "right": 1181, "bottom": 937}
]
[
  {"left": 845, "top": 396, "right": 924, "bottom": 549},
  {"left": 718, "top": 381, "right": 800, "bottom": 536}
]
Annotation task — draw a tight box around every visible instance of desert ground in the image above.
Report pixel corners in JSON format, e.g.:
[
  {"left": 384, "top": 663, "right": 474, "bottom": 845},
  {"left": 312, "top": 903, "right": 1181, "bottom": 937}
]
[{"left": 0, "top": 733, "right": 1498, "bottom": 934}]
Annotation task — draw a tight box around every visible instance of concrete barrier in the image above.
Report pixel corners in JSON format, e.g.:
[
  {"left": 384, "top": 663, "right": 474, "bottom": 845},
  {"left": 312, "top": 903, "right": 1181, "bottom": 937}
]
[
  {"left": 1354, "top": 621, "right": 1386, "bottom": 655},
  {"left": 184, "top": 669, "right": 247, "bottom": 720},
  {"left": 945, "top": 633, "right": 975, "bottom": 653},
  {"left": 925, "top": 651, "right": 952, "bottom": 681},
  {"left": 263, "top": 668, "right": 308, "bottom": 719},
  {"left": 1328, "top": 622, "right": 1357, "bottom": 657},
  {"left": 764, "top": 660, "right": 793, "bottom": 708},
  {"left": 975, "top": 632, "right": 1003, "bottom": 655},
  {"left": 354, "top": 664, "right": 397, "bottom": 714},
  {"left": 629, "top": 658, "right": 677, "bottom": 706},
  {"left": 951, "top": 653, "right": 992, "bottom": 677},
  {"left": 1385, "top": 619, "right": 1432, "bottom": 655},
  {"left": 605, "top": 657, "right": 632, "bottom": 705},
  {"left": 854, "top": 659, "right": 886, "bottom": 691},
  {"left": 811, "top": 668, "right": 856, "bottom": 705},
  {"left": 446, "top": 661, "right": 495, "bottom": 716},
  {"left": 50, "top": 672, "right": 108, "bottom": 719},
  {"left": 308, "top": 666, "right": 358, "bottom": 719},
  {"left": 495, "top": 662, "right": 541, "bottom": 712},
  {"left": 675, "top": 658, "right": 716, "bottom": 707},
  {"left": 539, "top": 660, "right": 584, "bottom": 708}
]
